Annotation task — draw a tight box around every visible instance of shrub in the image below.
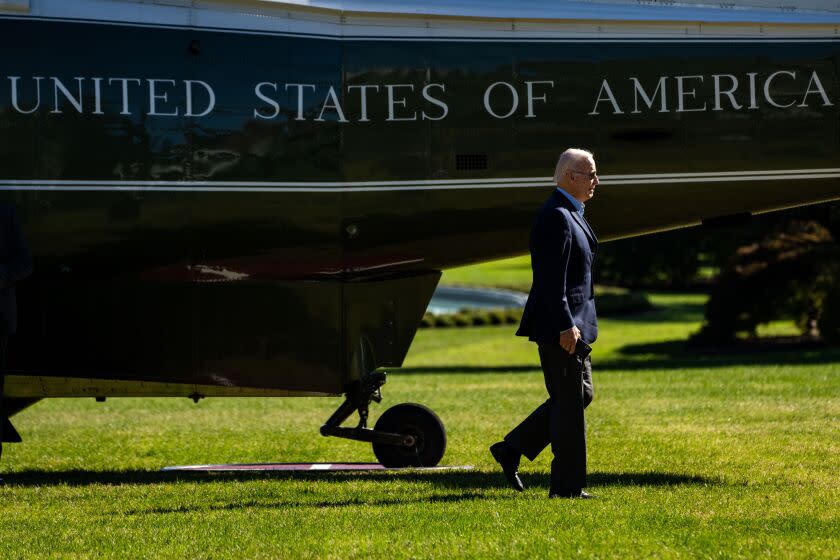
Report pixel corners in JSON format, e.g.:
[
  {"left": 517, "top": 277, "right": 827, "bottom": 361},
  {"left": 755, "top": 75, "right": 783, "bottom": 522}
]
[
  {"left": 505, "top": 309, "right": 523, "bottom": 324},
  {"left": 818, "top": 284, "right": 840, "bottom": 343},
  {"left": 471, "top": 311, "right": 491, "bottom": 326},
  {"left": 488, "top": 310, "right": 507, "bottom": 325},
  {"left": 453, "top": 313, "right": 473, "bottom": 327},
  {"left": 434, "top": 315, "right": 456, "bottom": 328},
  {"left": 694, "top": 220, "right": 837, "bottom": 342}
]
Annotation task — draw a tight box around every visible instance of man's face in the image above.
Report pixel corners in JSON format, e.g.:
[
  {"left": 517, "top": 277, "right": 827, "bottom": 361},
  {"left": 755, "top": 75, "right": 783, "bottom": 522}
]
[{"left": 566, "top": 157, "right": 599, "bottom": 203}]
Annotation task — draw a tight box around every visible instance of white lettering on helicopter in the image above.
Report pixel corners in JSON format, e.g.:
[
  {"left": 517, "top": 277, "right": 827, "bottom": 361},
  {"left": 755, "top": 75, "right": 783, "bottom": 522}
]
[
  {"left": 1, "top": 70, "right": 833, "bottom": 122},
  {"left": 588, "top": 70, "right": 833, "bottom": 115}
]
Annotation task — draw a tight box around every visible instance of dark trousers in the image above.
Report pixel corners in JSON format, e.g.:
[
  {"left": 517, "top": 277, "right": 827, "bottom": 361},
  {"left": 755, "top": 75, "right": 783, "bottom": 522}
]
[
  {"left": 0, "top": 335, "right": 7, "bottom": 463},
  {"left": 504, "top": 343, "right": 594, "bottom": 491}
]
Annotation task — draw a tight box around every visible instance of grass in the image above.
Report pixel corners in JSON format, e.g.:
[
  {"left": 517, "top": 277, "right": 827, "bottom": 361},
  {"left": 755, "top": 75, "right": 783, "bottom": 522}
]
[
  {"left": 442, "top": 255, "right": 630, "bottom": 295},
  {"left": 440, "top": 255, "right": 648, "bottom": 295},
  {"left": 441, "top": 255, "right": 651, "bottom": 316},
  {"left": 1, "top": 293, "right": 838, "bottom": 558},
  {"left": 442, "top": 255, "right": 535, "bottom": 292}
]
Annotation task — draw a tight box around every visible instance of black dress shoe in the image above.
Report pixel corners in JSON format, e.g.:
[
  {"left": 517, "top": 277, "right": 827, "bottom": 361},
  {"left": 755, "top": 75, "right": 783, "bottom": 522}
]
[
  {"left": 489, "top": 441, "right": 524, "bottom": 492},
  {"left": 549, "top": 489, "right": 596, "bottom": 499}
]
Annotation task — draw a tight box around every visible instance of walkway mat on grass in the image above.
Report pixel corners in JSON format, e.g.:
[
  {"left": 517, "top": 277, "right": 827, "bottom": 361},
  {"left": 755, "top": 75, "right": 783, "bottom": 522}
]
[{"left": 161, "top": 462, "right": 473, "bottom": 472}]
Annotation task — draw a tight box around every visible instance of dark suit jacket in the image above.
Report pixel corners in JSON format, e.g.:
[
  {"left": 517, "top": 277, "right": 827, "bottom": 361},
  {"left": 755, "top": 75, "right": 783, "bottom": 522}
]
[
  {"left": 516, "top": 190, "right": 598, "bottom": 344},
  {"left": 0, "top": 203, "right": 32, "bottom": 335}
]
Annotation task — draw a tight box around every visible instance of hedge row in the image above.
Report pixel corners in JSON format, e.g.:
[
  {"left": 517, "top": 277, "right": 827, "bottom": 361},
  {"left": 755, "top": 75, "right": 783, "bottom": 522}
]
[
  {"left": 420, "top": 308, "right": 523, "bottom": 328},
  {"left": 420, "top": 291, "right": 652, "bottom": 329},
  {"left": 598, "top": 291, "right": 654, "bottom": 316}
]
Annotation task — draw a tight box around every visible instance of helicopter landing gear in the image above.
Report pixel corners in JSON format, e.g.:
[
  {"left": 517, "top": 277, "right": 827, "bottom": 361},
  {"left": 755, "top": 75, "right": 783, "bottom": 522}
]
[{"left": 319, "top": 372, "right": 446, "bottom": 467}]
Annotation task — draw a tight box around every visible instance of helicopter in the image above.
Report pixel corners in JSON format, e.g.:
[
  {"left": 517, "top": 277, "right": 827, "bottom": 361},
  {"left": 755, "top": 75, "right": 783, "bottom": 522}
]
[{"left": 0, "top": 0, "right": 838, "bottom": 467}]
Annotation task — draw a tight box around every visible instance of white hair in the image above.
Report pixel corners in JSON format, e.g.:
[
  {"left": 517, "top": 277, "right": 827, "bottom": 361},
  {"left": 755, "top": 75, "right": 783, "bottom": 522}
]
[{"left": 553, "top": 148, "right": 594, "bottom": 183}]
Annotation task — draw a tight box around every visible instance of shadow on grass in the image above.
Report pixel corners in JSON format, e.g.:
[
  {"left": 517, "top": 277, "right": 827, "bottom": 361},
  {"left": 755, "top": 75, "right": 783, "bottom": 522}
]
[
  {"left": 123, "top": 491, "right": 497, "bottom": 516},
  {"left": 119, "top": 469, "right": 719, "bottom": 514},
  {"left": 395, "top": 340, "right": 840, "bottom": 375},
  {"left": 597, "top": 340, "right": 840, "bottom": 371},
  {"left": 395, "top": 365, "right": 540, "bottom": 374},
  {"left": 601, "top": 300, "right": 705, "bottom": 324},
  {"left": 3, "top": 468, "right": 717, "bottom": 492}
]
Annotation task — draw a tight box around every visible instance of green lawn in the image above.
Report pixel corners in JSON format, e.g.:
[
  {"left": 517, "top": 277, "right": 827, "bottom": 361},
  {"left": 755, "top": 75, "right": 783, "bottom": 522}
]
[
  {"left": 442, "top": 254, "right": 653, "bottom": 296},
  {"left": 442, "top": 255, "right": 534, "bottom": 292},
  {"left": 1, "top": 293, "right": 838, "bottom": 559}
]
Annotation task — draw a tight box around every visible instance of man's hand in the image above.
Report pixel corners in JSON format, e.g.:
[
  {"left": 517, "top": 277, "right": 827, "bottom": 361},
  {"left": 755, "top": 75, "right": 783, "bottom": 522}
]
[{"left": 559, "top": 326, "right": 581, "bottom": 355}]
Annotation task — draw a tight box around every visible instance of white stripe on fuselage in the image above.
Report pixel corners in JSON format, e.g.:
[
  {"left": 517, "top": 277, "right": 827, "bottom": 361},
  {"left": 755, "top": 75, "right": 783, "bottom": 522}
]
[
  {"left": 2, "top": 0, "right": 839, "bottom": 42},
  {"left": 0, "top": 169, "right": 838, "bottom": 192}
]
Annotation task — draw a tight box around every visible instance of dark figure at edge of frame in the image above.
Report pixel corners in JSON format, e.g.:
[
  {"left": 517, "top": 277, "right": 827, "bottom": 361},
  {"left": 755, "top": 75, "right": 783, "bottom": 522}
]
[
  {"left": 0, "top": 203, "right": 33, "bottom": 484},
  {"left": 490, "top": 148, "right": 599, "bottom": 499}
]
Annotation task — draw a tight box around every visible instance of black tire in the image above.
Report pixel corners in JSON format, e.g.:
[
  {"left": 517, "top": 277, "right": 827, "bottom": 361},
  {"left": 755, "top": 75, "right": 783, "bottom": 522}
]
[{"left": 372, "top": 403, "right": 446, "bottom": 468}]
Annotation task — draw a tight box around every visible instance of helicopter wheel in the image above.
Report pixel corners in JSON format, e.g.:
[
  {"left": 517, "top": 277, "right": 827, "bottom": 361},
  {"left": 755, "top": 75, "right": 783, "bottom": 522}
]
[{"left": 372, "top": 403, "right": 446, "bottom": 468}]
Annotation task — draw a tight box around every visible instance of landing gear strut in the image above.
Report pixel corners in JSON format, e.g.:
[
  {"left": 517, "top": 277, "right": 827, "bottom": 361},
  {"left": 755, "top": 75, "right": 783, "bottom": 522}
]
[{"left": 320, "top": 372, "right": 446, "bottom": 467}]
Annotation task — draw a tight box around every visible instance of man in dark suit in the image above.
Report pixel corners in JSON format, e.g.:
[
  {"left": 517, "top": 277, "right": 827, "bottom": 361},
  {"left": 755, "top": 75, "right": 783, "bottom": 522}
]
[
  {"left": 0, "top": 203, "right": 33, "bottom": 483},
  {"left": 491, "top": 148, "right": 599, "bottom": 499}
]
